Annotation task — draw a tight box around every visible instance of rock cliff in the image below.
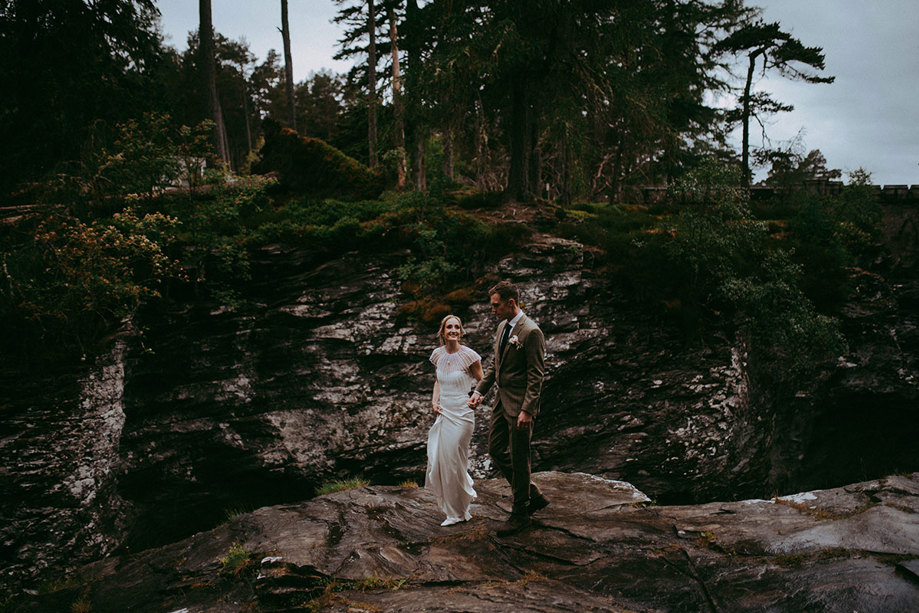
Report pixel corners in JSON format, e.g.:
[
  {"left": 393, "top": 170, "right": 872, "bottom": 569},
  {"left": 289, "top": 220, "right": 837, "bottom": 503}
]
[
  {"left": 1, "top": 225, "right": 917, "bottom": 599},
  {"left": 13, "top": 471, "right": 919, "bottom": 612}
]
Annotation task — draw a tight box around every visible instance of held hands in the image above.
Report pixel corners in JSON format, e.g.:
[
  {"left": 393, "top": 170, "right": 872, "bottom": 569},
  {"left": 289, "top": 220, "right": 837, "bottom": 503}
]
[{"left": 467, "top": 392, "right": 483, "bottom": 408}]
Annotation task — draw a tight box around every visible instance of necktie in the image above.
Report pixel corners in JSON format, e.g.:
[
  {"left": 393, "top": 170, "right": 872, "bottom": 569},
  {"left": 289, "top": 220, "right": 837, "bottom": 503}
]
[{"left": 499, "top": 321, "right": 512, "bottom": 354}]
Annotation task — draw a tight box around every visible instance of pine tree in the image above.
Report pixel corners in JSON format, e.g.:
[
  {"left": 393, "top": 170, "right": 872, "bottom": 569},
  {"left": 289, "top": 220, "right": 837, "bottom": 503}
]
[{"left": 716, "top": 19, "right": 835, "bottom": 187}]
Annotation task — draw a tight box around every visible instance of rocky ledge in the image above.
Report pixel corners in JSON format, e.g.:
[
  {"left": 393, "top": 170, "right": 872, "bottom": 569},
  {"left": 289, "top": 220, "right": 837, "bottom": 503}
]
[{"left": 14, "top": 471, "right": 919, "bottom": 612}]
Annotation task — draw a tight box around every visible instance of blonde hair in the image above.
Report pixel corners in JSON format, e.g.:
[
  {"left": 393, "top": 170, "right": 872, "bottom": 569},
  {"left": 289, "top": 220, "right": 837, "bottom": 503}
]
[{"left": 437, "top": 314, "right": 464, "bottom": 346}]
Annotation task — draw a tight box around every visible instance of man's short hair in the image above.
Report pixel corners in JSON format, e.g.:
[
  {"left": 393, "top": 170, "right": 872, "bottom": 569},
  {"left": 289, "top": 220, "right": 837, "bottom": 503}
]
[{"left": 489, "top": 280, "right": 519, "bottom": 303}]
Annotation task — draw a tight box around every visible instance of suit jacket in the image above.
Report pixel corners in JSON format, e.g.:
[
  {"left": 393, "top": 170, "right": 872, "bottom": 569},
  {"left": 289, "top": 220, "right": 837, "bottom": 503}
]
[{"left": 475, "top": 313, "right": 546, "bottom": 417}]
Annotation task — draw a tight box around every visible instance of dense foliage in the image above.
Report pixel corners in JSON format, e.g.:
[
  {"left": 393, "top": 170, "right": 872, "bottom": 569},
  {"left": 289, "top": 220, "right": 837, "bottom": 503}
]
[
  {"left": 1, "top": 1, "right": 837, "bottom": 202},
  {"left": 0, "top": 1, "right": 875, "bottom": 375},
  {"left": 557, "top": 161, "right": 883, "bottom": 374},
  {"left": 0, "top": 0, "right": 164, "bottom": 195},
  {"left": 0, "top": 113, "right": 533, "bottom": 356}
]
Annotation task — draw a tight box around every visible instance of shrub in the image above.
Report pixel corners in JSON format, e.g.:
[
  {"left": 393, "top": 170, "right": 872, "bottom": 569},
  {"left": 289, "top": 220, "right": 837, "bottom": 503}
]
[
  {"left": 621, "top": 160, "right": 846, "bottom": 373},
  {"left": 393, "top": 207, "right": 531, "bottom": 297},
  {"left": 555, "top": 202, "right": 658, "bottom": 264},
  {"left": 828, "top": 168, "right": 883, "bottom": 260},
  {"left": 722, "top": 250, "right": 845, "bottom": 371},
  {"left": 785, "top": 193, "right": 852, "bottom": 310},
  {"left": 453, "top": 188, "right": 504, "bottom": 210},
  {"left": 1, "top": 209, "right": 184, "bottom": 350},
  {"left": 46, "top": 113, "right": 214, "bottom": 217}
]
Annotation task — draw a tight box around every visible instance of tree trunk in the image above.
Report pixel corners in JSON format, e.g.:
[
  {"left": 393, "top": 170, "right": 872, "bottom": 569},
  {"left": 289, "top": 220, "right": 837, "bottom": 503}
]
[
  {"left": 442, "top": 127, "right": 454, "bottom": 182},
  {"left": 404, "top": 0, "right": 424, "bottom": 190},
  {"left": 528, "top": 111, "right": 539, "bottom": 199},
  {"left": 609, "top": 139, "right": 624, "bottom": 205},
  {"left": 741, "top": 52, "right": 757, "bottom": 189},
  {"left": 239, "top": 62, "right": 253, "bottom": 154},
  {"left": 199, "top": 0, "right": 230, "bottom": 166},
  {"left": 414, "top": 135, "right": 426, "bottom": 190},
  {"left": 389, "top": 7, "right": 406, "bottom": 189},
  {"left": 560, "top": 126, "right": 571, "bottom": 206},
  {"left": 474, "top": 94, "right": 487, "bottom": 191},
  {"left": 367, "top": 0, "right": 378, "bottom": 169},
  {"left": 403, "top": 0, "right": 429, "bottom": 190},
  {"left": 280, "top": 0, "right": 297, "bottom": 131},
  {"left": 507, "top": 75, "right": 528, "bottom": 201}
]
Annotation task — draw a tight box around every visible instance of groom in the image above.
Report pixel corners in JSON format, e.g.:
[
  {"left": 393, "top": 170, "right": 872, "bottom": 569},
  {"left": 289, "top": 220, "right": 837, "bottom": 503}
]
[{"left": 469, "top": 280, "right": 549, "bottom": 536}]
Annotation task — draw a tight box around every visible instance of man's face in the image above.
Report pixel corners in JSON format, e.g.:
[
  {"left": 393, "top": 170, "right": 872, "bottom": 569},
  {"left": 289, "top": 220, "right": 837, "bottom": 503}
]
[{"left": 489, "top": 293, "right": 515, "bottom": 321}]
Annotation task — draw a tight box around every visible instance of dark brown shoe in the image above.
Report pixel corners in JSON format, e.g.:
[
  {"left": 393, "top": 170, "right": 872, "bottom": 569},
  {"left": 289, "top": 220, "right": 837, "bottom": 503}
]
[
  {"left": 527, "top": 494, "right": 549, "bottom": 515},
  {"left": 496, "top": 513, "right": 531, "bottom": 537}
]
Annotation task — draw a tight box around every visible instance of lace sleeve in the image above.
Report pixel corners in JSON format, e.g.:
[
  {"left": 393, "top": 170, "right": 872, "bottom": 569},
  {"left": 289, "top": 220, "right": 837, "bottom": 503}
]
[
  {"left": 459, "top": 345, "right": 482, "bottom": 370},
  {"left": 429, "top": 346, "right": 443, "bottom": 367}
]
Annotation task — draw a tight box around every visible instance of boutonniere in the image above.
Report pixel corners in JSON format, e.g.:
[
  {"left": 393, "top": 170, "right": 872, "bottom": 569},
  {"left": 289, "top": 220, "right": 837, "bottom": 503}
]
[{"left": 509, "top": 335, "right": 522, "bottom": 349}]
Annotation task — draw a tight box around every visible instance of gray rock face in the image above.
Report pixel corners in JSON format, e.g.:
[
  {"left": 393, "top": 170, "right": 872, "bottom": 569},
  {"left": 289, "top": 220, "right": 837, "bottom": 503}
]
[
  {"left": 16, "top": 471, "right": 919, "bottom": 612},
  {"left": 0, "top": 339, "right": 131, "bottom": 592},
  {"left": 1, "top": 234, "right": 917, "bottom": 596}
]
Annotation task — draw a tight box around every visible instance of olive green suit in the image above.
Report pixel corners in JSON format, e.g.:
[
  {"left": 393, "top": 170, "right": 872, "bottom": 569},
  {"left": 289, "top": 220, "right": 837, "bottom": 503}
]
[{"left": 476, "top": 313, "right": 546, "bottom": 512}]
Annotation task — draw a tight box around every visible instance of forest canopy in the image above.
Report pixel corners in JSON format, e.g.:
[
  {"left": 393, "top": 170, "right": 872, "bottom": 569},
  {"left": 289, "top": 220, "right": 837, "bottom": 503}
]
[
  {"left": 1, "top": 0, "right": 870, "bottom": 377},
  {"left": 0, "top": 0, "right": 837, "bottom": 200}
]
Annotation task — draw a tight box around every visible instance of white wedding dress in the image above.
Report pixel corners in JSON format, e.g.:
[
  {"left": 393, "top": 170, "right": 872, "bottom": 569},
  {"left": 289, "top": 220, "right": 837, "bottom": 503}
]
[{"left": 426, "top": 345, "right": 481, "bottom": 525}]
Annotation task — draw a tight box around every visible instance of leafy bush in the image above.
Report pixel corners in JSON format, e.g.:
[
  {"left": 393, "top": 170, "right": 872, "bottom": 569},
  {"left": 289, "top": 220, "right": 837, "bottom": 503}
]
[
  {"left": 555, "top": 202, "right": 658, "bottom": 263},
  {"left": 621, "top": 160, "right": 846, "bottom": 373},
  {"left": 558, "top": 163, "right": 856, "bottom": 371},
  {"left": 1, "top": 209, "right": 184, "bottom": 350},
  {"left": 722, "top": 250, "right": 845, "bottom": 371},
  {"left": 774, "top": 169, "right": 881, "bottom": 311},
  {"left": 246, "top": 190, "right": 530, "bottom": 297},
  {"left": 785, "top": 193, "right": 852, "bottom": 310},
  {"left": 46, "top": 113, "right": 214, "bottom": 217},
  {"left": 828, "top": 168, "right": 883, "bottom": 258},
  {"left": 393, "top": 203, "right": 532, "bottom": 297}
]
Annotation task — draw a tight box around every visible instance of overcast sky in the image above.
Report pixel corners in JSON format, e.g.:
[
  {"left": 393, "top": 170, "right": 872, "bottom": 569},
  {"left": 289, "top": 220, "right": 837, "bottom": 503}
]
[{"left": 155, "top": 0, "right": 919, "bottom": 186}]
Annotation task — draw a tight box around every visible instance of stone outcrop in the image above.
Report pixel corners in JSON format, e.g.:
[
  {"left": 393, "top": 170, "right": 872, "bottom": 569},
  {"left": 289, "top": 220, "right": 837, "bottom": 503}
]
[
  {"left": 0, "top": 339, "right": 131, "bottom": 593},
  {"left": 13, "top": 471, "right": 919, "bottom": 612},
  {"left": 1, "top": 232, "right": 917, "bottom": 597}
]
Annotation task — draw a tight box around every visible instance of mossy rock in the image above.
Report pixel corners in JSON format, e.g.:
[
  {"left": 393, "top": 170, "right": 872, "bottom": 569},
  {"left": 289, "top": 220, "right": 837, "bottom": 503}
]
[
  {"left": 397, "top": 299, "right": 452, "bottom": 324},
  {"left": 253, "top": 123, "right": 384, "bottom": 200},
  {"left": 443, "top": 287, "right": 476, "bottom": 306}
]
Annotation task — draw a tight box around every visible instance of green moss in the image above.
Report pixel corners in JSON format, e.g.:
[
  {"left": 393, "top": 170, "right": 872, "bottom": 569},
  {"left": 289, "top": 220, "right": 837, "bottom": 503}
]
[
  {"left": 773, "top": 554, "right": 807, "bottom": 568},
  {"left": 253, "top": 126, "right": 383, "bottom": 200},
  {"left": 316, "top": 477, "right": 370, "bottom": 496}
]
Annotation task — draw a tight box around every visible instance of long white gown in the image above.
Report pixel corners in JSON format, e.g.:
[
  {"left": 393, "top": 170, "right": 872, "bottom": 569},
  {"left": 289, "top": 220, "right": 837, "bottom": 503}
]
[{"left": 425, "top": 345, "right": 481, "bottom": 523}]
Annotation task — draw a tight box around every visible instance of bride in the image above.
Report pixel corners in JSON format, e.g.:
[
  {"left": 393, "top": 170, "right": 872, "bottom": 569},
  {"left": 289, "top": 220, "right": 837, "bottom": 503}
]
[{"left": 426, "top": 314, "right": 483, "bottom": 526}]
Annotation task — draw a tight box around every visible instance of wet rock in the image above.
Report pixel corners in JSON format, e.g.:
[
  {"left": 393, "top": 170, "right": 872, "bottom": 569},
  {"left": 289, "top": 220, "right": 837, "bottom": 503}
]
[
  {"left": 0, "top": 339, "right": 131, "bottom": 591},
  {"left": 2, "top": 236, "right": 917, "bottom": 596},
  {"left": 13, "top": 471, "right": 919, "bottom": 612}
]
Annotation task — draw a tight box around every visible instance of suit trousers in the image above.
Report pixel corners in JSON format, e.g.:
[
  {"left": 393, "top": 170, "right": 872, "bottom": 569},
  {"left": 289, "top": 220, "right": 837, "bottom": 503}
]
[{"left": 488, "top": 401, "right": 542, "bottom": 513}]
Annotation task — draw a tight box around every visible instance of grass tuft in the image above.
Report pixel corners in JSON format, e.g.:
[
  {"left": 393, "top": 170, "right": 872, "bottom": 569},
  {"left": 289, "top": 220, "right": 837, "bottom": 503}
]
[
  {"left": 316, "top": 477, "right": 370, "bottom": 496},
  {"left": 217, "top": 541, "right": 251, "bottom": 576}
]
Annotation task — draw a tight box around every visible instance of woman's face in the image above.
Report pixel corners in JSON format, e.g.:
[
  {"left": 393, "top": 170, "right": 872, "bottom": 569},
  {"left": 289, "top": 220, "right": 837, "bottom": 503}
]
[{"left": 443, "top": 317, "right": 462, "bottom": 341}]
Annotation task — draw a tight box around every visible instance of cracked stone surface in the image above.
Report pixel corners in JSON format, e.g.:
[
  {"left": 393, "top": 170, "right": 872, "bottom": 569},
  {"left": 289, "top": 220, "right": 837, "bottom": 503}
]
[
  {"left": 2, "top": 230, "right": 917, "bottom": 596},
  {"left": 16, "top": 471, "right": 919, "bottom": 612}
]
